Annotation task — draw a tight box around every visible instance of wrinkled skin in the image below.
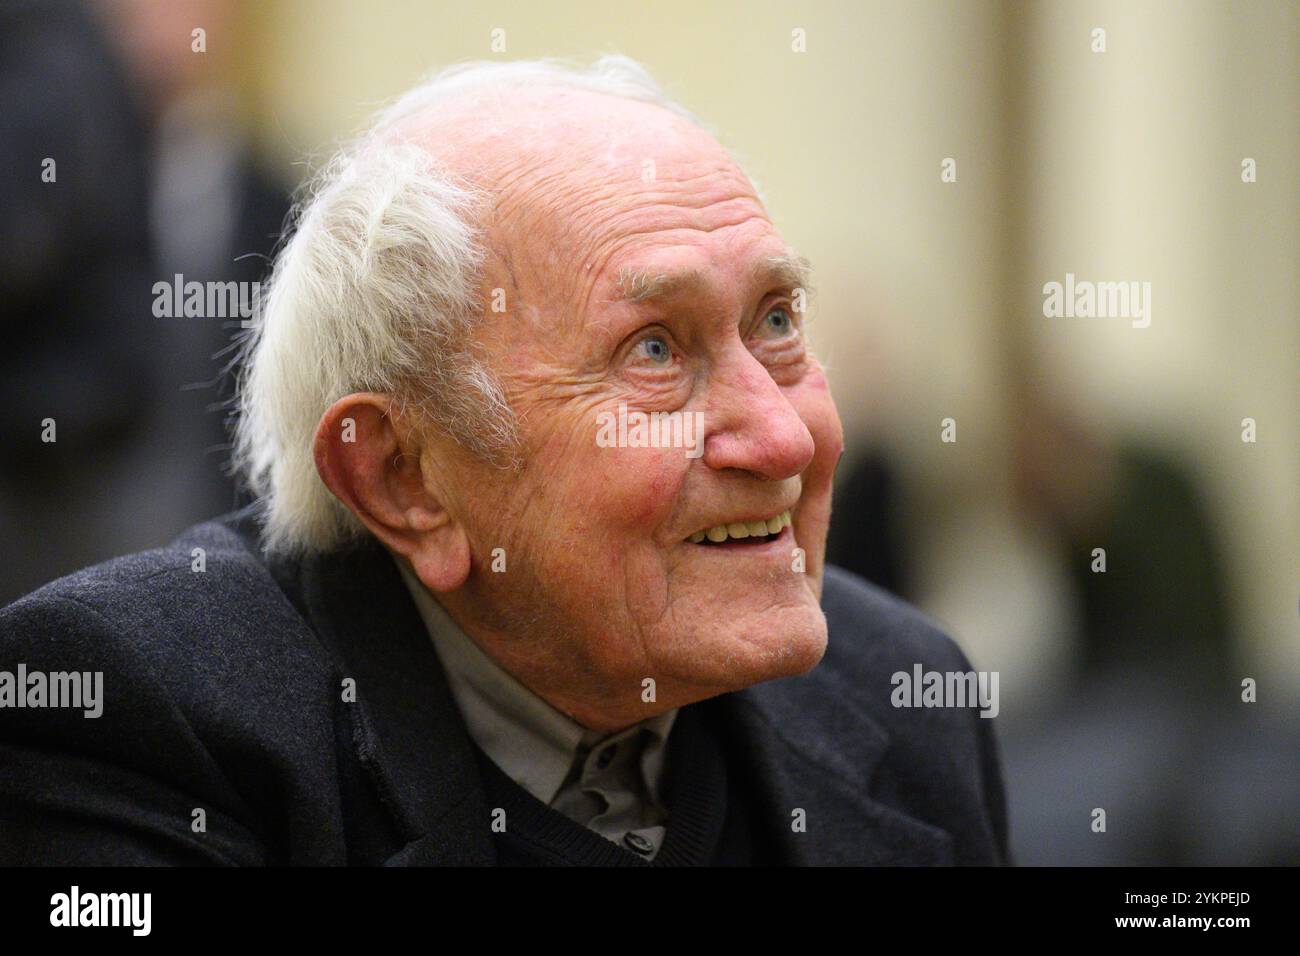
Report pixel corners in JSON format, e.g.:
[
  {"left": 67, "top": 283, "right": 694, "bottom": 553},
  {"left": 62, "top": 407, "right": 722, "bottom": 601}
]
[{"left": 322, "top": 88, "right": 845, "bottom": 732}]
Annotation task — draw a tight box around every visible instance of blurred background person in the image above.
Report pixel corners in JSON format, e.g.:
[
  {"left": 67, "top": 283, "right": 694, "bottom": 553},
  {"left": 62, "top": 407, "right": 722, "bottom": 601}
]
[{"left": 0, "top": 0, "right": 286, "bottom": 603}]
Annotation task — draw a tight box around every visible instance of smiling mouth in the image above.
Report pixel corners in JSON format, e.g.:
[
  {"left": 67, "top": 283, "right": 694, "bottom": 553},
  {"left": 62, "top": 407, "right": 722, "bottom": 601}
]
[{"left": 686, "top": 510, "right": 793, "bottom": 546}]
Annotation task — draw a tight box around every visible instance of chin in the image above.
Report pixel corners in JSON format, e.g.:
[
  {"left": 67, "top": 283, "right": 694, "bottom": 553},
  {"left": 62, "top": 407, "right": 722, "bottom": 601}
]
[{"left": 688, "top": 605, "right": 829, "bottom": 693}]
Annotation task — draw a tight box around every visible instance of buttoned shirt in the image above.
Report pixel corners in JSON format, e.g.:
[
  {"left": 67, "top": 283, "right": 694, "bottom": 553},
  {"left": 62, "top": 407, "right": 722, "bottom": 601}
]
[{"left": 395, "top": 557, "right": 677, "bottom": 859}]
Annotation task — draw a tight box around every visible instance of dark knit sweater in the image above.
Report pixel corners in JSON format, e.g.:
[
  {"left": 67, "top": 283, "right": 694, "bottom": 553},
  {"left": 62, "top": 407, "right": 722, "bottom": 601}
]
[{"left": 473, "top": 699, "right": 762, "bottom": 866}]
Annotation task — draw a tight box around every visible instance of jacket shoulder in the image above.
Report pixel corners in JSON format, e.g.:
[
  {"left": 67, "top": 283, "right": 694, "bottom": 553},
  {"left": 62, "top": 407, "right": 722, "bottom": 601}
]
[
  {"left": 0, "top": 512, "right": 343, "bottom": 863},
  {"left": 0, "top": 512, "right": 324, "bottom": 676},
  {"left": 819, "top": 564, "right": 977, "bottom": 679}
]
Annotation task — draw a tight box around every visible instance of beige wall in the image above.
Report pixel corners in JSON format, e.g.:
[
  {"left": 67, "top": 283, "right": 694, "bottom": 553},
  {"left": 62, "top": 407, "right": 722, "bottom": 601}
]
[{"left": 1015, "top": 0, "right": 1299, "bottom": 681}]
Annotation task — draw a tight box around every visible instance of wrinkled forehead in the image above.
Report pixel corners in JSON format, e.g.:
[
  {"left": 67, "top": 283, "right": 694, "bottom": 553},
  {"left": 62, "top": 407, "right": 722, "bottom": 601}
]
[{"left": 512, "top": 160, "right": 775, "bottom": 322}]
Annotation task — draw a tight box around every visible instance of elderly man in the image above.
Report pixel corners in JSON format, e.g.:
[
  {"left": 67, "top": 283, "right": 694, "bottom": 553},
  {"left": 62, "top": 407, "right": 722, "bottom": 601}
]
[{"left": 0, "top": 57, "right": 1007, "bottom": 866}]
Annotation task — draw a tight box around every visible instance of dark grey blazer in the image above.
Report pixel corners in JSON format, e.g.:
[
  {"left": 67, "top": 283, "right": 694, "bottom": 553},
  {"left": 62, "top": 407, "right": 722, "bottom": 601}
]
[{"left": 0, "top": 511, "right": 1009, "bottom": 865}]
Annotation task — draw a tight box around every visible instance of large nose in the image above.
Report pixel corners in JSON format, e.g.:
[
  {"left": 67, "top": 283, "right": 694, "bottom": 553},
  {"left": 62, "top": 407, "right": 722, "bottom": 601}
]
[{"left": 701, "top": 347, "right": 815, "bottom": 480}]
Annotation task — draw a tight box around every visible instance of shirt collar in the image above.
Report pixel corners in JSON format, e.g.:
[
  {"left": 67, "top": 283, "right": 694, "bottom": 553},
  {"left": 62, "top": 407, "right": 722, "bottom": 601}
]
[{"left": 394, "top": 556, "right": 677, "bottom": 806}]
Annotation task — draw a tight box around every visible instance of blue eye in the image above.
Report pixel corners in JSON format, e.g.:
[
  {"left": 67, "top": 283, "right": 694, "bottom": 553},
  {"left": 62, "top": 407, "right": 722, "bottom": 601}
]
[
  {"left": 635, "top": 334, "right": 673, "bottom": 365},
  {"left": 761, "top": 307, "right": 795, "bottom": 338}
]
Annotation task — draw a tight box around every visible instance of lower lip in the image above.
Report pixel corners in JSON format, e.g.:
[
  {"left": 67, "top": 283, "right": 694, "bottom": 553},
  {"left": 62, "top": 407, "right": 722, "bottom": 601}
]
[{"left": 687, "top": 524, "right": 794, "bottom": 553}]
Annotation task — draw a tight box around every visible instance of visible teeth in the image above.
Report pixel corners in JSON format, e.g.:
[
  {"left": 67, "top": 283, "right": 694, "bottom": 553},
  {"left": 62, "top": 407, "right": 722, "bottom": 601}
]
[{"left": 691, "top": 509, "right": 795, "bottom": 544}]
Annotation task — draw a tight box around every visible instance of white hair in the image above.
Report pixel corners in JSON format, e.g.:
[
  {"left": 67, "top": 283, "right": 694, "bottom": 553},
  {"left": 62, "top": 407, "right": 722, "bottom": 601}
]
[{"left": 233, "top": 55, "right": 719, "bottom": 554}]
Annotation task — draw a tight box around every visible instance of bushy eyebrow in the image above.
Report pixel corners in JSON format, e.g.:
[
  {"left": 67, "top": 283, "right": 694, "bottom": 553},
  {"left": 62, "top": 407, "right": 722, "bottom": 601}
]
[{"left": 614, "top": 253, "right": 814, "bottom": 304}]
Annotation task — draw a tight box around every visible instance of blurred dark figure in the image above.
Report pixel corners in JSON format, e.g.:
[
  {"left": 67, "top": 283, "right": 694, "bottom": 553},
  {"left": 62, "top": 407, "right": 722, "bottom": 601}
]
[
  {"left": 0, "top": 0, "right": 156, "bottom": 602},
  {"left": 0, "top": 0, "right": 287, "bottom": 604},
  {"left": 1011, "top": 400, "right": 1234, "bottom": 688},
  {"left": 1002, "top": 394, "right": 1297, "bottom": 865},
  {"left": 829, "top": 395, "right": 1297, "bottom": 864},
  {"left": 826, "top": 445, "right": 908, "bottom": 596}
]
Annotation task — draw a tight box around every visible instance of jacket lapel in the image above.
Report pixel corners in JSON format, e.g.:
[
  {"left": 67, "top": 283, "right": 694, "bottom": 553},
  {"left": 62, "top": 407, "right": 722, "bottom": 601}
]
[
  {"left": 268, "top": 537, "right": 495, "bottom": 865},
  {"left": 258, "top": 516, "right": 950, "bottom": 866},
  {"left": 718, "top": 660, "right": 955, "bottom": 865}
]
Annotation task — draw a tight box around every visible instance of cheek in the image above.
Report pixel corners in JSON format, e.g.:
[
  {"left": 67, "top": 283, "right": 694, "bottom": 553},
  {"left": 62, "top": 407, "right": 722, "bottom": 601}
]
[
  {"left": 597, "top": 448, "right": 688, "bottom": 535},
  {"left": 785, "top": 375, "right": 841, "bottom": 597},
  {"left": 530, "top": 422, "right": 688, "bottom": 553},
  {"left": 529, "top": 441, "right": 689, "bottom": 632},
  {"left": 790, "top": 377, "right": 845, "bottom": 491}
]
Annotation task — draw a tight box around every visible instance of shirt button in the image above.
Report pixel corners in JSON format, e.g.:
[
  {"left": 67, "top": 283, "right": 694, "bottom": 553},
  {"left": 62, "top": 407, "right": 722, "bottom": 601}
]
[
  {"left": 595, "top": 745, "right": 616, "bottom": 769},
  {"left": 623, "top": 832, "right": 655, "bottom": 856}
]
